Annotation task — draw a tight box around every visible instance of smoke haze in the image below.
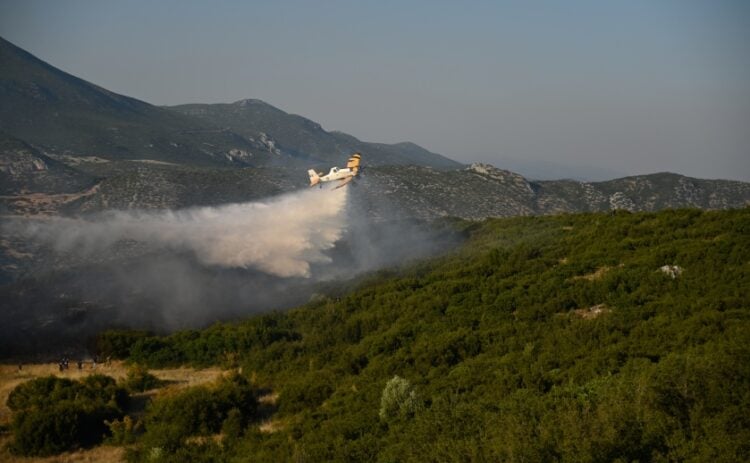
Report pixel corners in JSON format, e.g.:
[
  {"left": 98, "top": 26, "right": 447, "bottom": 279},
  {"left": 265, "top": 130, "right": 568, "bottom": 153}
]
[
  {"left": 0, "top": 185, "right": 459, "bottom": 358},
  {"left": 15, "top": 186, "right": 348, "bottom": 278}
]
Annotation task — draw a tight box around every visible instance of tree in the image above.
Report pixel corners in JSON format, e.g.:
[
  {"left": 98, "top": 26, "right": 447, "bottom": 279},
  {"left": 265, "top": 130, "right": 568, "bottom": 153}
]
[{"left": 379, "top": 376, "right": 422, "bottom": 420}]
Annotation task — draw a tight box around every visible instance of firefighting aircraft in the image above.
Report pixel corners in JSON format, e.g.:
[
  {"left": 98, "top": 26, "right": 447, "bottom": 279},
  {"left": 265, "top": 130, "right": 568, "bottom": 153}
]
[{"left": 308, "top": 153, "right": 362, "bottom": 189}]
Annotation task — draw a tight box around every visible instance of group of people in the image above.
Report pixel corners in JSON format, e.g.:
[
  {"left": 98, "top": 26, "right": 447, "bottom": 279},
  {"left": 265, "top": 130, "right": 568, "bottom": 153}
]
[
  {"left": 57, "top": 357, "right": 74, "bottom": 372},
  {"left": 13, "top": 356, "right": 113, "bottom": 373},
  {"left": 55, "top": 355, "right": 112, "bottom": 372}
]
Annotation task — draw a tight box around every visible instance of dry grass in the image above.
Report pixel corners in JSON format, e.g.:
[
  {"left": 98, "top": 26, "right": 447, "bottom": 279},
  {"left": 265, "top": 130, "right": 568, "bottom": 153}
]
[
  {"left": 147, "top": 366, "right": 227, "bottom": 389},
  {"left": 258, "top": 418, "right": 284, "bottom": 434},
  {"left": 572, "top": 266, "right": 612, "bottom": 281},
  {"left": 571, "top": 264, "right": 623, "bottom": 282},
  {"left": 572, "top": 304, "right": 612, "bottom": 320},
  {"left": 0, "top": 435, "right": 125, "bottom": 463},
  {"left": 257, "top": 392, "right": 279, "bottom": 406},
  {"left": 256, "top": 391, "right": 282, "bottom": 433}
]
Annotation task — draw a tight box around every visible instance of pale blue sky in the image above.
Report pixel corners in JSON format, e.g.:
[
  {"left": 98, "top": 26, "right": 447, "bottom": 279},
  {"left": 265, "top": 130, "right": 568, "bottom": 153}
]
[{"left": 1, "top": 0, "right": 748, "bottom": 180}]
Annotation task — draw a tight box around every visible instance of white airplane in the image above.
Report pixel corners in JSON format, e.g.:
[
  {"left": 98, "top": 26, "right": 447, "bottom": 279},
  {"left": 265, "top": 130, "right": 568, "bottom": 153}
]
[{"left": 308, "top": 153, "right": 362, "bottom": 189}]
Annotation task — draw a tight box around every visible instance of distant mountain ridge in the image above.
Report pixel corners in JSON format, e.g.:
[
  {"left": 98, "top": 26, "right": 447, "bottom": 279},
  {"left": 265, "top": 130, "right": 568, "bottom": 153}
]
[
  {"left": 0, "top": 37, "right": 275, "bottom": 167},
  {"left": 167, "top": 99, "right": 462, "bottom": 169},
  {"left": 0, "top": 36, "right": 457, "bottom": 170}
]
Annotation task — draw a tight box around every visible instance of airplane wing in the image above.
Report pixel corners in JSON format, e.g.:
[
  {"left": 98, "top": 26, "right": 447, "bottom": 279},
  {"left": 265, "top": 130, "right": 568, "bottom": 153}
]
[{"left": 333, "top": 177, "right": 354, "bottom": 190}]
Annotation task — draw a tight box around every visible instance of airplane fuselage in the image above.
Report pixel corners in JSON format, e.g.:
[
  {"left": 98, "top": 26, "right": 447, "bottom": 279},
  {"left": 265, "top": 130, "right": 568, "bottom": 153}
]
[
  {"left": 308, "top": 153, "right": 361, "bottom": 189},
  {"left": 318, "top": 166, "right": 357, "bottom": 183}
]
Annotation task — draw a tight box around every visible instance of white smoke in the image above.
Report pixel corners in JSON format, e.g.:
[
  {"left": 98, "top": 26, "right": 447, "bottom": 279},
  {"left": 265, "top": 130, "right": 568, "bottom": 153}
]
[
  {"left": 16, "top": 187, "right": 348, "bottom": 278},
  {"left": 0, "top": 185, "right": 466, "bottom": 356}
]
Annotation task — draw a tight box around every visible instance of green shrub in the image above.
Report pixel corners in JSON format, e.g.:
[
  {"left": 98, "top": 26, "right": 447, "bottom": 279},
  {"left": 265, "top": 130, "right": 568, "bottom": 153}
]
[
  {"left": 96, "top": 329, "right": 152, "bottom": 359},
  {"left": 135, "top": 373, "right": 258, "bottom": 457},
  {"left": 279, "top": 370, "right": 335, "bottom": 414},
  {"left": 8, "top": 375, "right": 128, "bottom": 456},
  {"left": 221, "top": 408, "right": 244, "bottom": 442},
  {"left": 122, "top": 364, "right": 164, "bottom": 392},
  {"left": 106, "top": 416, "right": 142, "bottom": 445},
  {"left": 7, "top": 376, "right": 79, "bottom": 411}
]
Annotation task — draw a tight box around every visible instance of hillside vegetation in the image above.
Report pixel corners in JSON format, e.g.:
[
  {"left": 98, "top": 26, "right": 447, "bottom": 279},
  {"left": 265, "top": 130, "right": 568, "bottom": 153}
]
[{"left": 73, "top": 208, "right": 749, "bottom": 462}]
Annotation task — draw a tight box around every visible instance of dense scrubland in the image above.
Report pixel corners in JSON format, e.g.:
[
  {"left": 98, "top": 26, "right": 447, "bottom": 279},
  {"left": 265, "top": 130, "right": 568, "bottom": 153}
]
[{"left": 4, "top": 208, "right": 749, "bottom": 462}]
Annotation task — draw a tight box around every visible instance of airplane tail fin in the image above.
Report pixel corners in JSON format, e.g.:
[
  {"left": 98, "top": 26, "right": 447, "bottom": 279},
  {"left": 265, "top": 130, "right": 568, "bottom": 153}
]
[
  {"left": 308, "top": 169, "right": 320, "bottom": 187},
  {"left": 346, "top": 153, "right": 361, "bottom": 175}
]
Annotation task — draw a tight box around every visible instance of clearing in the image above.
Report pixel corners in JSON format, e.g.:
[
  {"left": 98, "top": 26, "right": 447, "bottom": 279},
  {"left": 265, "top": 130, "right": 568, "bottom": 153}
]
[{"left": 0, "top": 361, "right": 225, "bottom": 463}]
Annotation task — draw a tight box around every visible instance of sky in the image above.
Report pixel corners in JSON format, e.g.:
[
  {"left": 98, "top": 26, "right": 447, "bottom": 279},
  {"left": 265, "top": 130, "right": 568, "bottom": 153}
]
[{"left": 1, "top": 0, "right": 748, "bottom": 181}]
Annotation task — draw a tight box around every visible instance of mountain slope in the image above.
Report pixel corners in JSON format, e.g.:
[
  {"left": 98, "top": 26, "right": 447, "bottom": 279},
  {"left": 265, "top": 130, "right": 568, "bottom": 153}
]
[
  {"left": 0, "top": 36, "right": 272, "bottom": 166},
  {"left": 3, "top": 159, "right": 747, "bottom": 218},
  {"left": 535, "top": 171, "right": 750, "bottom": 213},
  {"left": 0, "top": 36, "right": 461, "bottom": 200},
  {"left": 0, "top": 131, "right": 95, "bottom": 196},
  {"left": 352, "top": 164, "right": 750, "bottom": 220},
  {"left": 168, "top": 99, "right": 462, "bottom": 169}
]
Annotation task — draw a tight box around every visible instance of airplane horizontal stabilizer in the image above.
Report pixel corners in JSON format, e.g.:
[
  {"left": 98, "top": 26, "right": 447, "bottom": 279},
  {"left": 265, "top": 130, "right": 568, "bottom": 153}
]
[{"left": 308, "top": 169, "right": 320, "bottom": 187}]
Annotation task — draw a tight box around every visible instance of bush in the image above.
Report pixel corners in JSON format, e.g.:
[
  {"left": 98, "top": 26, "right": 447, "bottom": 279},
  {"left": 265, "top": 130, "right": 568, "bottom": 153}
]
[
  {"left": 7, "top": 376, "right": 79, "bottom": 411},
  {"left": 96, "top": 329, "right": 152, "bottom": 359},
  {"left": 8, "top": 375, "right": 128, "bottom": 456},
  {"left": 279, "top": 370, "right": 335, "bottom": 414},
  {"left": 221, "top": 408, "right": 244, "bottom": 442},
  {"left": 379, "top": 375, "right": 422, "bottom": 420},
  {"left": 122, "top": 364, "right": 164, "bottom": 392},
  {"left": 134, "top": 373, "right": 258, "bottom": 458},
  {"left": 106, "top": 416, "right": 142, "bottom": 445}
]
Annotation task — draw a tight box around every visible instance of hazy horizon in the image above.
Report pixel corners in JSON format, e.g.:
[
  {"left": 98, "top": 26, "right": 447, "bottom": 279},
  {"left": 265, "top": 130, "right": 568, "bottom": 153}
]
[{"left": 1, "top": 0, "right": 748, "bottom": 181}]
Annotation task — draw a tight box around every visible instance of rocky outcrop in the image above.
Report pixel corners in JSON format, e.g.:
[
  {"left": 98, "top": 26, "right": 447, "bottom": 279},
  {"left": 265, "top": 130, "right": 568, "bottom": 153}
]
[{"left": 0, "top": 133, "right": 95, "bottom": 196}]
